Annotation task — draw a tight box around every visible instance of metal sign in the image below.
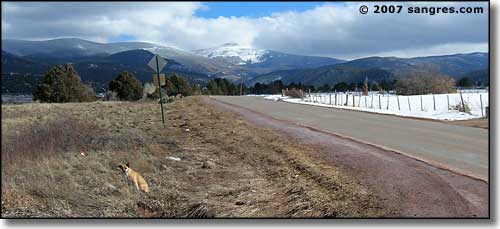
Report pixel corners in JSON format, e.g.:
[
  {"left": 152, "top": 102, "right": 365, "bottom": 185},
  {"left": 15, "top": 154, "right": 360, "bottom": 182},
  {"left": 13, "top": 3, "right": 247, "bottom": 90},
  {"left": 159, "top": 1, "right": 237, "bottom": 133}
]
[
  {"left": 148, "top": 54, "right": 168, "bottom": 72},
  {"left": 153, "top": 74, "right": 166, "bottom": 87}
]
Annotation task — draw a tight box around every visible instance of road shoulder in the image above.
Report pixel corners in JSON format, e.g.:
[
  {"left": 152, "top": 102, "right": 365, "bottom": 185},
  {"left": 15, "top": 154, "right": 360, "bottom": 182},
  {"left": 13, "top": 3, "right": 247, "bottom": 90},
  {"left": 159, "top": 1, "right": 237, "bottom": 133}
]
[{"left": 206, "top": 96, "right": 488, "bottom": 217}]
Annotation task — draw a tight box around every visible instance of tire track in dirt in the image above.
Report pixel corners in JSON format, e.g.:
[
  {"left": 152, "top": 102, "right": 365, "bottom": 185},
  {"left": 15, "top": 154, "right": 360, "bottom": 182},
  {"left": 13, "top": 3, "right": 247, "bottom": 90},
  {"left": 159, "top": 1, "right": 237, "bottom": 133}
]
[{"left": 205, "top": 97, "right": 488, "bottom": 218}]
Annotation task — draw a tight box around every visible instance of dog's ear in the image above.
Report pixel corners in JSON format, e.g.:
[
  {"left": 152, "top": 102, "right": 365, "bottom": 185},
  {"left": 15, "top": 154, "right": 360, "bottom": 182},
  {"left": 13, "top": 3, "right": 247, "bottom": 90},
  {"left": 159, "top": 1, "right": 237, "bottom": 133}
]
[
  {"left": 117, "top": 165, "right": 123, "bottom": 170},
  {"left": 126, "top": 162, "right": 130, "bottom": 167}
]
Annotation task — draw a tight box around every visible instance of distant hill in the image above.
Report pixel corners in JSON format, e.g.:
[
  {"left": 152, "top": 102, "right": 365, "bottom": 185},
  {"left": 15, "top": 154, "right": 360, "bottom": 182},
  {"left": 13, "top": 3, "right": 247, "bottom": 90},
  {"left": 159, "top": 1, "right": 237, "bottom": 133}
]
[
  {"left": 3, "top": 38, "right": 346, "bottom": 82},
  {"left": 249, "top": 52, "right": 488, "bottom": 86},
  {"left": 1, "top": 38, "right": 246, "bottom": 80},
  {"left": 73, "top": 49, "right": 210, "bottom": 92},
  {"left": 247, "top": 65, "right": 393, "bottom": 86},
  {"left": 1, "top": 51, "right": 50, "bottom": 74},
  {"left": 1, "top": 49, "right": 209, "bottom": 93}
]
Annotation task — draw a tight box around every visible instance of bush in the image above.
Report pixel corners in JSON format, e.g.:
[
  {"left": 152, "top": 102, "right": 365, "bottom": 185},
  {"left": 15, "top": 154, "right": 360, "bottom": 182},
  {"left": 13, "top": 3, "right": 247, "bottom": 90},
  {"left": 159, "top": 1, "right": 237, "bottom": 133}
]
[
  {"left": 33, "top": 64, "right": 96, "bottom": 102},
  {"left": 451, "top": 102, "right": 471, "bottom": 114},
  {"left": 108, "top": 71, "right": 143, "bottom": 101},
  {"left": 168, "top": 74, "right": 193, "bottom": 97},
  {"left": 207, "top": 80, "right": 223, "bottom": 95},
  {"left": 206, "top": 78, "right": 239, "bottom": 95},
  {"left": 1, "top": 114, "right": 101, "bottom": 164},
  {"left": 457, "top": 77, "right": 474, "bottom": 87},
  {"left": 283, "top": 88, "right": 304, "bottom": 98},
  {"left": 395, "top": 71, "right": 456, "bottom": 95}
]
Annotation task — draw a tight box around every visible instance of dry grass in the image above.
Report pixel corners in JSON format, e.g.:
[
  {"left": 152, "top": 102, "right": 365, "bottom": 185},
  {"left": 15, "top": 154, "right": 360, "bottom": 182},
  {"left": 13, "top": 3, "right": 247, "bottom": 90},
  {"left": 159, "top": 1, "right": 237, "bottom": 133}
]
[{"left": 2, "top": 97, "right": 382, "bottom": 218}]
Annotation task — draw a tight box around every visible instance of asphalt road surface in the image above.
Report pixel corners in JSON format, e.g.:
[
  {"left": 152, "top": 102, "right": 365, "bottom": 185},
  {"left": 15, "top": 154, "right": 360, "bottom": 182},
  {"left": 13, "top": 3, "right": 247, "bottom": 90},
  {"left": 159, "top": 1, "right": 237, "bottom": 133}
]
[{"left": 211, "top": 96, "right": 489, "bottom": 182}]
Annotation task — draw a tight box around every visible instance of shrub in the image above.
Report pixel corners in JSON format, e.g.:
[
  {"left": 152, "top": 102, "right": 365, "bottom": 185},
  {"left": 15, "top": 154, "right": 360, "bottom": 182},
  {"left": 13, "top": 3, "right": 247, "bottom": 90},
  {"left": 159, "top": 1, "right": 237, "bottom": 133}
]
[
  {"left": 283, "top": 88, "right": 304, "bottom": 98},
  {"left": 451, "top": 102, "right": 471, "bottom": 114},
  {"left": 395, "top": 71, "right": 456, "bottom": 95},
  {"left": 457, "top": 77, "right": 474, "bottom": 87},
  {"left": 207, "top": 80, "right": 223, "bottom": 95},
  {"left": 109, "top": 71, "right": 143, "bottom": 101},
  {"left": 1, "top": 114, "right": 101, "bottom": 164},
  {"left": 168, "top": 74, "right": 193, "bottom": 97},
  {"left": 33, "top": 64, "right": 96, "bottom": 102}
]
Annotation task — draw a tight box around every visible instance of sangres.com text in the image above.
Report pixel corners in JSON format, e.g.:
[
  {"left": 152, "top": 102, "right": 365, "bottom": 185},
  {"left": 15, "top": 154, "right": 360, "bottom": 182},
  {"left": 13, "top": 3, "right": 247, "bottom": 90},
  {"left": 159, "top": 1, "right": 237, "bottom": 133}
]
[{"left": 371, "top": 5, "right": 484, "bottom": 15}]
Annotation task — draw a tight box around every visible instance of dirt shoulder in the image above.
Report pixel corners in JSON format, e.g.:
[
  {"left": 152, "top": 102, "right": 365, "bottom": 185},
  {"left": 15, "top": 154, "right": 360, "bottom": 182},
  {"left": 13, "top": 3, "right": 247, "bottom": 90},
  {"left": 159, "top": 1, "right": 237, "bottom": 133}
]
[
  {"left": 2, "top": 97, "right": 382, "bottom": 218},
  {"left": 447, "top": 118, "right": 488, "bottom": 129},
  {"left": 206, "top": 96, "right": 488, "bottom": 218}
]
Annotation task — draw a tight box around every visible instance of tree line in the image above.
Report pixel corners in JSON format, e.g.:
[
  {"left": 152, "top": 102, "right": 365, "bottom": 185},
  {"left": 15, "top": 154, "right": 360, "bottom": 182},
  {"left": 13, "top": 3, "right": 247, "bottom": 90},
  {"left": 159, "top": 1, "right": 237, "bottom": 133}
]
[
  {"left": 32, "top": 64, "right": 245, "bottom": 103},
  {"left": 32, "top": 63, "right": 485, "bottom": 103}
]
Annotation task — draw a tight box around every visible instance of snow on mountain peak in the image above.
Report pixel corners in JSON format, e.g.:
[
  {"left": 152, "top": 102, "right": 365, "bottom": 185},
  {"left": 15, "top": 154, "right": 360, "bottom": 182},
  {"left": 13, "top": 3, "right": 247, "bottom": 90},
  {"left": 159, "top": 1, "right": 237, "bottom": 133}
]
[{"left": 193, "top": 43, "right": 268, "bottom": 65}]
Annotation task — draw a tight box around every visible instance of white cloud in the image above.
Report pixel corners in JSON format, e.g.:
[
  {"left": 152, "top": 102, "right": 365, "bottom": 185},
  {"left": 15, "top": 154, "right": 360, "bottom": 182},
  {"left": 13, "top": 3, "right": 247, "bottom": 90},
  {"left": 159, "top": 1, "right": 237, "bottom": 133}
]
[{"left": 1, "top": 2, "right": 488, "bottom": 59}]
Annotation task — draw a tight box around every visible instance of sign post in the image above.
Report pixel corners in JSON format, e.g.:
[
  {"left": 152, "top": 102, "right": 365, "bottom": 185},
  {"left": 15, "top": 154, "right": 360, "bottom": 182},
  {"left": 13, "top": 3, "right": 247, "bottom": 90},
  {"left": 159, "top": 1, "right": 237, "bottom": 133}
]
[{"left": 148, "top": 54, "right": 168, "bottom": 124}]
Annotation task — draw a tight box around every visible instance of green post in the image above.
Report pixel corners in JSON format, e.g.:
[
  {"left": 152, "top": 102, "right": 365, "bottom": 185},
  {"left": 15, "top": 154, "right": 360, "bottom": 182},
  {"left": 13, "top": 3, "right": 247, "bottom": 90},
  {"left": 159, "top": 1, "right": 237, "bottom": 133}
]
[{"left": 156, "top": 55, "right": 165, "bottom": 124}]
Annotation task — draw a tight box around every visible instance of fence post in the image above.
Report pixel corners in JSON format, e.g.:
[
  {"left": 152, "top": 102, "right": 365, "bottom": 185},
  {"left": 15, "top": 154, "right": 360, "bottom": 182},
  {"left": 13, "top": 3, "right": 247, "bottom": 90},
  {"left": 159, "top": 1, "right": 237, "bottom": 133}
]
[
  {"left": 358, "top": 94, "right": 362, "bottom": 107},
  {"left": 459, "top": 90, "right": 466, "bottom": 112},
  {"left": 371, "top": 94, "right": 374, "bottom": 108},
  {"left": 329, "top": 93, "right": 332, "bottom": 105},
  {"left": 408, "top": 96, "right": 411, "bottom": 111},
  {"left": 447, "top": 94, "right": 450, "bottom": 110},
  {"left": 386, "top": 95, "right": 390, "bottom": 110},
  {"left": 397, "top": 95, "right": 400, "bottom": 110},
  {"left": 379, "top": 95, "right": 382, "bottom": 109},
  {"left": 433, "top": 94, "right": 436, "bottom": 111},
  {"left": 345, "top": 93, "right": 349, "bottom": 106},
  {"left": 335, "top": 92, "right": 337, "bottom": 105},
  {"left": 480, "top": 94, "right": 484, "bottom": 117},
  {"left": 353, "top": 94, "right": 356, "bottom": 107},
  {"left": 420, "top": 95, "right": 423, "bottom": 111},
  {"left": 365, "top": 95, "right": 368, "bottom": 108}
]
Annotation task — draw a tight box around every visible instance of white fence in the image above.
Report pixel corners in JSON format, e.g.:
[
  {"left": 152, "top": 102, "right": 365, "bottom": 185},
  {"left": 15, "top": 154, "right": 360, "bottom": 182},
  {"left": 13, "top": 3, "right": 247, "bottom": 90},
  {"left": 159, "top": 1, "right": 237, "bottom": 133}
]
[{"left": 303, "top": 92, "right": 489, "bottom": 117}]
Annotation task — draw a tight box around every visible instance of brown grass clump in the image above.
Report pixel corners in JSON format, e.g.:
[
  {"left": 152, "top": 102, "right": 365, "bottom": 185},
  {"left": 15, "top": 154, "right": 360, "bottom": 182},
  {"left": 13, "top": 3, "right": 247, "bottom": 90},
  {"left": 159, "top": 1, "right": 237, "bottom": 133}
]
[{"left": 2, "top": 114, "right": 100, "bottom": 164}]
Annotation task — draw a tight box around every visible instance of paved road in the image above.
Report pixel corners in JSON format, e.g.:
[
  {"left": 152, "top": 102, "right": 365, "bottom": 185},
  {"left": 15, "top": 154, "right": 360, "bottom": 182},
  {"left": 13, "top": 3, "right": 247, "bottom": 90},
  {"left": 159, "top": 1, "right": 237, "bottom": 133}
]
[{"left": 211, "top": 96, "right": 489, "bottom": 181}]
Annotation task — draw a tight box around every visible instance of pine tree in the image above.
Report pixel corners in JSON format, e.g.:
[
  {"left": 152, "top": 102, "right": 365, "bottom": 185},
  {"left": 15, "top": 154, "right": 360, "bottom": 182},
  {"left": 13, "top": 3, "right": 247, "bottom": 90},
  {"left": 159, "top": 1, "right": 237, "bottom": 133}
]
[
  {"left": 108, "top": 71, "right": 143, "bottom": 101},
  {"left": 33, "top": 64, "right": 95, "bottom": 102}
]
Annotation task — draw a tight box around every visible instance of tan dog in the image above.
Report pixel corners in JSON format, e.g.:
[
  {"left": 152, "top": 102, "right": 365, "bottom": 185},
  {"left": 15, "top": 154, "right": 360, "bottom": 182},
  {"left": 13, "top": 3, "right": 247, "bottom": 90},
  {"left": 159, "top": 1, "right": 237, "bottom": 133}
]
[{"left": 118, "top": 163, "right": 149, "bottom": 193}]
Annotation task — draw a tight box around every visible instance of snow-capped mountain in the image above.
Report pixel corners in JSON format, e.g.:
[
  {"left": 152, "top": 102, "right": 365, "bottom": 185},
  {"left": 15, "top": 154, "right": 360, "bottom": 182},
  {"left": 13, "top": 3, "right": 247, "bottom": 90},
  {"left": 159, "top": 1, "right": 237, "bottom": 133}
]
[
  {"left": 193, "top": 43, "right": 345, "bottom": 75},
  {"left": 1, "top": 38, "right": 248, "bottom": 77},
  {"left": 193, "top": 43, "right": 269, "bottom": 65}
]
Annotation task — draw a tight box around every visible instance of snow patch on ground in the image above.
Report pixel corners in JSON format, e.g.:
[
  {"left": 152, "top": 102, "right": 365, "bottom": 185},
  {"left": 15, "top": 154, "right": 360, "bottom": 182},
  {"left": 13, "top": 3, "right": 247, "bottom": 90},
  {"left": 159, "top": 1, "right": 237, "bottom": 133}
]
[
  {"left": 264, "top": 95, "right": 289, "bottom": 101},
  {"left": 264, "top": 92, "right": 488, "bottom": 121}
]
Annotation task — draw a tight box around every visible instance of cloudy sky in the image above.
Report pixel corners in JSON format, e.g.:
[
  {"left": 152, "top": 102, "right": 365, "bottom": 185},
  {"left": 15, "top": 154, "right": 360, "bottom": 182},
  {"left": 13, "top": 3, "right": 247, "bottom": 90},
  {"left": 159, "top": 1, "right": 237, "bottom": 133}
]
[{"left": 1, "top": 2, "right": 488, "bottom": 59}]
